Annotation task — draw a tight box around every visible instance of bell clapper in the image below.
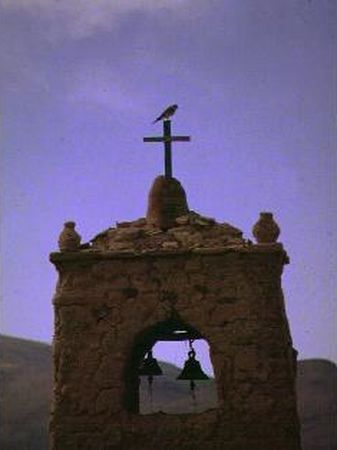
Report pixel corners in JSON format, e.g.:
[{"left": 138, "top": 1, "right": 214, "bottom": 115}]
[
  {"left": 188, "top": 343, "right": 198, "bottom": 411},
  {"left": 148, "top": 375, "right": 154, "bottom": 413},
  {"left": 138, "top": 350, "right": 163, "bottom": 413},
  {"left": 190, "top": 379, "right": 197, "bottom": 412}
]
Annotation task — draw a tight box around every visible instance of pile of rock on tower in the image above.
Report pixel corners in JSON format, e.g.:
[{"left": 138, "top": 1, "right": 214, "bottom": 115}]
[
  {"left": 51, "top": 175, "right": 301, "bottom": 450},
  {"left": 59, "top": 176, "right": 282, "bottom": 253}
]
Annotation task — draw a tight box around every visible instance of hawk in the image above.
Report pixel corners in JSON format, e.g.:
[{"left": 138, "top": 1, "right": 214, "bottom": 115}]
[{"left": 153, "top": 104, "right": 178, "bottom": 124}]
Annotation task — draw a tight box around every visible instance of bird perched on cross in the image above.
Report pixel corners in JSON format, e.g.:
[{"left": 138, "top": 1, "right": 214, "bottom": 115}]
[{"left": 153, "top": 104, "right": 178, "bottom": 124}]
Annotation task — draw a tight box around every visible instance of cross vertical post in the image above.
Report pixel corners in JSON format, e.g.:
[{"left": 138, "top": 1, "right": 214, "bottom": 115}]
[
  {"left": 164, "top": 120, "right": 172, "bottom": 178},
  {"left": 143, "top": 120, "right": 191, "bottom": 178}
]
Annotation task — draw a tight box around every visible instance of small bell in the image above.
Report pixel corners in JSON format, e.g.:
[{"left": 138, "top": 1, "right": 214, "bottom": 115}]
[
  {"left": 139, "top": 350, "right": 163, "bottom": 377},
  {"left": 139, "top": 350, "right": 163, "bottom": 412}
]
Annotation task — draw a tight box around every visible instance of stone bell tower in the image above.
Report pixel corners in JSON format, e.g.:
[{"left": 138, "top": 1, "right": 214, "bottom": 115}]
[{"left": 49, "top": 120, "right": 301, "bottom": 450}]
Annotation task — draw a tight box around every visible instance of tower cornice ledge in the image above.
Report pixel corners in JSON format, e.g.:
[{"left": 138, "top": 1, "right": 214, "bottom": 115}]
[{"left": 49, "top": 242, "right": 288, "bottom": 265}]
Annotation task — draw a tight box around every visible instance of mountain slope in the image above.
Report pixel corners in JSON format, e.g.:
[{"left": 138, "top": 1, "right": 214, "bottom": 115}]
[
  {"left": 0, "top": 335, "right": 52, "bottom": 450},
  {"left": 297, "top": 359, "right": 337, "bottom": 450}
]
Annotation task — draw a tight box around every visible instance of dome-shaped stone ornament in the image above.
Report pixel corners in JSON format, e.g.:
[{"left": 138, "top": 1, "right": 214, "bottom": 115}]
[
  {"left": 146, "top": 175, "right": 189, "bottom": 230},
  {"left": 252, "top": 212, "right": 280, "bottom": 243},
  {"left": 58, "top": 221, "right": 81, "bottom": 252}
]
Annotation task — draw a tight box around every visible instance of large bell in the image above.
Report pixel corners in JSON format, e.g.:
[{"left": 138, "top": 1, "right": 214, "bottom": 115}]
[
  {"left": 139, "top": 350, "right": 163, "bottom": 377},
  {"left": 177, "top": 349, "right": 209, "bottom": 381}
]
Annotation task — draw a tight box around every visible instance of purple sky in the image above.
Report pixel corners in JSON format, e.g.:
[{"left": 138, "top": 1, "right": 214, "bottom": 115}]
[{"left": 1, "top": 0, "right": 336, "bottom": 372}]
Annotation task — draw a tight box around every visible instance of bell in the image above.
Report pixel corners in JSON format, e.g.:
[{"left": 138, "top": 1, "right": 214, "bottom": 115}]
[
  {"left": 139, "top": 350, "right": 162, "bottom": 411},
  {"left": 139, "top": 350, "right": 163, "bottom": 377},
  {"left": 177, "top": 349, "right": 209, "bottom": 381}
]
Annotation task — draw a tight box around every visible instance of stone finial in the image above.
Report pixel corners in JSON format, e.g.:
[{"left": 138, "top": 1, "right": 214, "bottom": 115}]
[
  {"left": 252, "top": 212, "right": 280, "bottom": 243},
  {"left": 146, "top": 175, "right": 189, "bottom": 230},
  {"left": 58, "top": 221, "right": 81, "bottom": 252}
]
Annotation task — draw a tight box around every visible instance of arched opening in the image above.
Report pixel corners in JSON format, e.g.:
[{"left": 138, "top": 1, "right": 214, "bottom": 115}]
[
  {"left": 139, "top": 339, "right": 217, "bottom": 414},
  {"left": 123, "top": 318, "right": 218, "bottom": 414}
]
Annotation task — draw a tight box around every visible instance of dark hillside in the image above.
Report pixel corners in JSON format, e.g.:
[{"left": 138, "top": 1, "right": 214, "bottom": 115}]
[
  {"left": 0, "top": 335, "right": 52, "bottom": 450},
  {"left": 297, "top": 359, "right": 337, "bottom": 450}
]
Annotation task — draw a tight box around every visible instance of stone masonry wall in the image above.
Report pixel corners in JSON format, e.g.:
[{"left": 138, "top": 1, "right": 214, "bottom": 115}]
[{"left": 50, "top": 245, "right": 301, "bottom": 450}]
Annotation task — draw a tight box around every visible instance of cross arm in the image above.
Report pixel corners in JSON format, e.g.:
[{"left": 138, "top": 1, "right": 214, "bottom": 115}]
[
  {"left": 171, "top": 136, "right": 191, "bottom": 142},
  {"left": 143, "top": 137, "right": 165, "bottom": 143},
  {"left": 143, "top": 136, "right": 191, "bottom": 143}
]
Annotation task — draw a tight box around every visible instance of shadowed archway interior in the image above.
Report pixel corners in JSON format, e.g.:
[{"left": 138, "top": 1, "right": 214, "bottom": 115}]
[{"left": 123, "top": 317, "right": 217, "bottom": 414}]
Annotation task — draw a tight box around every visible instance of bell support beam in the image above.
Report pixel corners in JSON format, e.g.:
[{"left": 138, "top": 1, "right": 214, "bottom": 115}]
[{"left": 154, "top": 330, "right": 202, "bottom": 341}]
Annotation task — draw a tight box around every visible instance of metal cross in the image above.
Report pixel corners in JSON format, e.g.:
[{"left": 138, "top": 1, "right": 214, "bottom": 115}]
[{"left": 143, "top": 120, "right": 191, "bottom": 178}]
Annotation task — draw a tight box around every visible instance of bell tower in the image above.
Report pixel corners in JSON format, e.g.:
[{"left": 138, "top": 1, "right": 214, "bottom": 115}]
[{"left": 50, "top": 120, "right": 301, "bottom": 450}]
